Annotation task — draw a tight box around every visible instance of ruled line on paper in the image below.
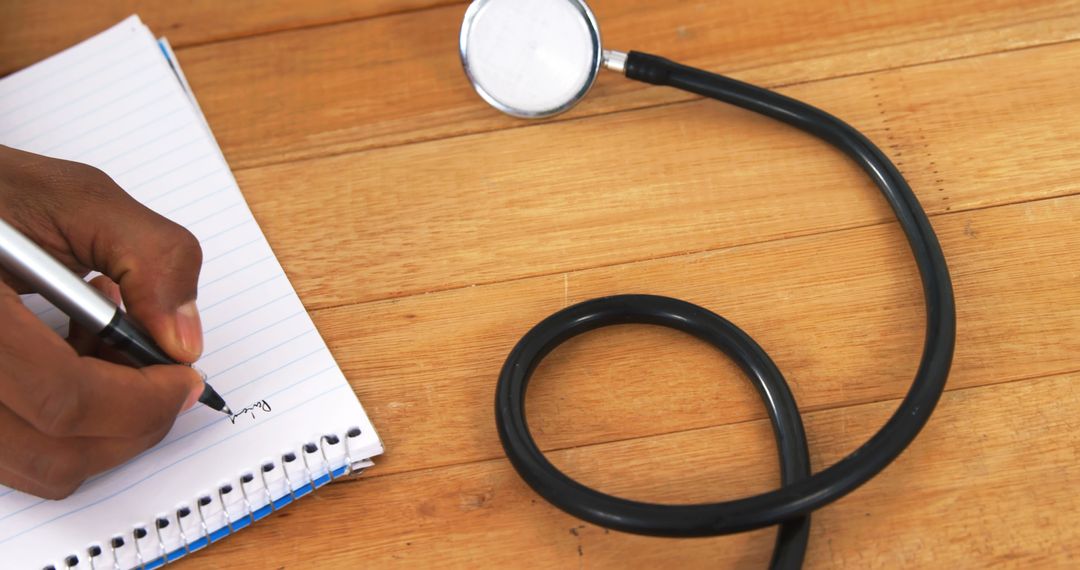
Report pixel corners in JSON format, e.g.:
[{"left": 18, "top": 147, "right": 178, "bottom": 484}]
[
  {"left": 37, "top": 92, "right": 183, "bottom": 156},
  {"left": 6, "top": 62, "right": 168, "bottom": 146},
  {"left": 203, "top": 292, "right": 295, "bottom": 335},
  {"left": 0, "top": 17, "right": 378, "bottom": 563},
  {"left": 201, "top": 236, "right": 263, "bottom": 264},
  {"left": 184, "top": 202, "right": 244, "bottom": 228},
  {"left": 39, "top": 103, "right": 187, "bottom": 157},
  {"left": 50, "top": 362, "right": 343, "bottom": 508},
  {"left": 33, "top": 305, "right": 58, "bottom": 318},
  {"left": 4, "top": 68, "right": 167, "bottom": 147},
  {"left": 87, "top": 336, "right": 330, "bottom": 485},
  {"left": 175, "top": 342, "right": 326, "bottom": 423},
  {"left": 84, "top": 110, "right": 194, "bottom": 165},
  {"left": 0, "top": 336, "right": 341, "bottom": 529},
  {"left": 199, "top": 273, "right": 288, "bottom": 314},
  {"left": 117, "top": 142, "right": 210, "bottom": 182},
  {"left": 0, "top": 33, "right": 132, "bottom": 103},
  {"left": 213, "top": 332, "right": 320, "bottom": 382},
  {"left": 199, "top": 256, "right": 273, "bottom": 289},
  {"left": 201, "top": 309, "right": 304, "bottom": 359},
  {"left": 199, "top": 317, "right": 319, "bottom": 380},
  {"left": 159, "top": 362, "right": 338, "bottom": 452},
  {"left": 0, "top": 501, "right": 40, "bottom": 527},
  {"left": 164, "top": 186, "right": 236, "bottom": 218},
  {"left": 199, "top": 218, "right": 256, "bottom": 243},
  {"left": 0, "top": 380, "right": 349, "bottom": 546},
  {"left": 0, "top": 35, "right": 145, "bottom": 119},
  {"left": 141, "top": 163, "right": 224, "bottom": 202},
  {"left": 201, "top": 297, "right": 300, "bottom": 348}
]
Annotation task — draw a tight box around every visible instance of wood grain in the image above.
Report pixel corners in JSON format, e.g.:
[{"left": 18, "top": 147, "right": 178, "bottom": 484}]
[
  {"left": 239, "top": 41, "right": 1080, "bottom": 309},
  {"left": 183, "top": 371, "right": 1080, "bottom": 568},
  {"left": 307, "top": 194, "right": 1080, "bottom": 479},
  {"left": 166, "top": 1, "right": 1080, "bottom": 170},
  {"left": 0, "top": 0, "right": 457, "bottom": 76},
  {"left": 5, "top": 2, "right": 1079, "bottom": 567}
]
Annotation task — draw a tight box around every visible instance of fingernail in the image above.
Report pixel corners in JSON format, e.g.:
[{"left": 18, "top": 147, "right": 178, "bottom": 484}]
[
  {"left": 105, "top": 281, "right": 123, "bottom": 306},
  {"left": 182, "top": 383, "right": 204, "bottom": 411},
  {"left": 175, "top": 301, "right": 203, "bottom": 360}
]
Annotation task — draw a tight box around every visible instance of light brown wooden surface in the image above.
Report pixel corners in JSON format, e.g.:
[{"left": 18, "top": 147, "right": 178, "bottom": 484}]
[
  {"left": 0, "top": 0, "right": 459, "bottom": 76},
  {"left": 4, "top": 1, "right": 1080, "bottom": 568}
]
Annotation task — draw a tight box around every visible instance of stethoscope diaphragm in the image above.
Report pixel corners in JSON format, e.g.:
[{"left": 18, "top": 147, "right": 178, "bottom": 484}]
[{"left": 459, "top": 0, "right": 603, "bottom": 118}]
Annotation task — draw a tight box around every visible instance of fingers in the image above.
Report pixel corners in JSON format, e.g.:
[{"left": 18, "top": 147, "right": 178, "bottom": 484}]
[
  {"left": 0, "top": 279, "right": 204, "bottom": 499},
  {"left": 0, "top": 147, "right": 204, "bottom": 362},
  {"left": 0, "top": 404, "right": 165, "bottom": 499},
  {"left": 0, "top": 289, "right": 203, "bottom": 441},
  {"left": 65, "top": 358, "right": 205, "bottom": 437}
]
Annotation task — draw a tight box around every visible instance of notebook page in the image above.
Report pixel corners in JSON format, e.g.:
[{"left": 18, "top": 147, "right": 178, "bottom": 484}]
[{"left": 0, "top": 16, "right": 381, "bottom": 568}]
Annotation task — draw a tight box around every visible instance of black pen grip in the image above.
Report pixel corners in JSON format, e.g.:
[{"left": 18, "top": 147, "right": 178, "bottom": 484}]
[
  {"left": 98, "top": 310, "right": 178, "bottom": 367},
  {"left": 98, "top": 311, "right": 231, "bottom": 414}
]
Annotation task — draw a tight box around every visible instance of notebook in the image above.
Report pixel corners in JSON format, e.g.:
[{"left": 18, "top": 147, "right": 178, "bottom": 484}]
[{"left": 0, "top": 16, "right": 383, "bottom": 569}]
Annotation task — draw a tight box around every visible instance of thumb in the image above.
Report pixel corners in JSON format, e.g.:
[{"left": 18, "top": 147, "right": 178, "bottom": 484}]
[
  {"left": 51, "top": 168, "right": 205, "bottom": 362},
  {"left": 98, "top": 207, "right": 204, "bottom": 363}
]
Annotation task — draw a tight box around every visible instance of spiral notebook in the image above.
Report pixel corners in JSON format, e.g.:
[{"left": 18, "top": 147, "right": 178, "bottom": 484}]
[{"left": 0, "top": 16, "right": 383, "bottom": 569}]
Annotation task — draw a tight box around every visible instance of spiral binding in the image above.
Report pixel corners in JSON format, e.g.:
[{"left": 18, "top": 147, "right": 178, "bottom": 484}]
[{"left": 43, "top": 426, "right": 374, "bottom": 570}]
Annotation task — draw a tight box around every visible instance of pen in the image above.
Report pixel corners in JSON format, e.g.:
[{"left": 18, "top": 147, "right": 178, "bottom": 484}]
[{"left": 0, "top": 217, "right": 231, "bottom": 415}]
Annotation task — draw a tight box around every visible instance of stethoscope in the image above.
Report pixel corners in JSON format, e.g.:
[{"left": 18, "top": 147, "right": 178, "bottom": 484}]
[{"left": 458, "top": 1, "right": 956, "bottom": 568}]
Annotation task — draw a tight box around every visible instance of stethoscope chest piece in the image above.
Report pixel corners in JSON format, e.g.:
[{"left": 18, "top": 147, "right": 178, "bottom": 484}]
[{"left": 459, "top": 0, "right": 603, "bottom": 118}]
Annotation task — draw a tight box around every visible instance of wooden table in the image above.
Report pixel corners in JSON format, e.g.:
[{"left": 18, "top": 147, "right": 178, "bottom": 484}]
[{"left": 4, "top": 1, "right": 1079, "bottom": 568}]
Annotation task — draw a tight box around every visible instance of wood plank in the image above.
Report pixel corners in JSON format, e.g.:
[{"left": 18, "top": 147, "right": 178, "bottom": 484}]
[
  {"left": 303, "top": 194, "right": 1079, "bottom": 480},
  {"left": 165, "top": 1, "right": 1080, "bottom": 170},
  {"left": 5, "top": 4, "right": 1076, "bottom": 567},
  {"left": 237, "top": 41, "right": 1080, "bottom": 309},
  {"left": 181, "top": 370, "right": 1080, "bottom": 568},
  {"left": 0, "top": 0, "right": 457, "bottom": 76}
]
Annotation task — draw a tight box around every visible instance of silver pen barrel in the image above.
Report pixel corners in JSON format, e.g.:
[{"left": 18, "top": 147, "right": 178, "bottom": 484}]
[{"left": 0, "top": 217, "right": 116, "bottom": 331}]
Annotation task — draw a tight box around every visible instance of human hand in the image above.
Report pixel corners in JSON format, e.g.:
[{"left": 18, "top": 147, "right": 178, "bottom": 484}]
[{"left": 0, "top": 145, "right": 205, "bottom": 498}]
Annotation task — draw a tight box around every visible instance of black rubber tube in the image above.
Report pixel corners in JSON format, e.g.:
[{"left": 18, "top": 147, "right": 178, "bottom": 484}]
[{"left": 494, "top": 51, "right": 955, "bottom": 569}]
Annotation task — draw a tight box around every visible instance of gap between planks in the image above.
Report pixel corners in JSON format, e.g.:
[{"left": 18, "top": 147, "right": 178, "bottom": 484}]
[
  {"left": 300, "top": 190, "right": 1080, "bottom": 481},
  {"left": 334, "top": 364, "right": 1080, "bottom": 484},
  {"left": 221, "top": 22, "right": 1080, "bottom": 174},
  {"left": 171, "top": 1, "right": 466, "bottom": 53},
  {"left": 304, "top": 188, "right": 1080, "bottom": 316}
]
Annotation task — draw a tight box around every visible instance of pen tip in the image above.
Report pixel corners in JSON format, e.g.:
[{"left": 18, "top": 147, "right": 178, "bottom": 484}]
[{"left": 222, "top": 406, "right": 233, "bottom": 416}]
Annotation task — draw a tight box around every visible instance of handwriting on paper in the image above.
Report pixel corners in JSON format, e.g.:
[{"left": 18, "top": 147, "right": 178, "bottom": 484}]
[{"left": 228, "top": 399, "right": 272, "bottom": 424}]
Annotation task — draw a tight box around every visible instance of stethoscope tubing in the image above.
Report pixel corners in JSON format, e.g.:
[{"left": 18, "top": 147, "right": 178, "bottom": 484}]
[{"left": 494, "top": 51, "right": 955, "bottom": 569}]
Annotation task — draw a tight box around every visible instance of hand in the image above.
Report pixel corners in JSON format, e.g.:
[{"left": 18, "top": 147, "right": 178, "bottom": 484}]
[{"left": 0, "top": 145, "right": 205, "bottom": 499}]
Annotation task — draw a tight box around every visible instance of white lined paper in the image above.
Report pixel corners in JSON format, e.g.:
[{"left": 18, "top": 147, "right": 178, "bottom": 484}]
[{"left": 0, "top": 16, "right": 381, "bottom": 568}]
